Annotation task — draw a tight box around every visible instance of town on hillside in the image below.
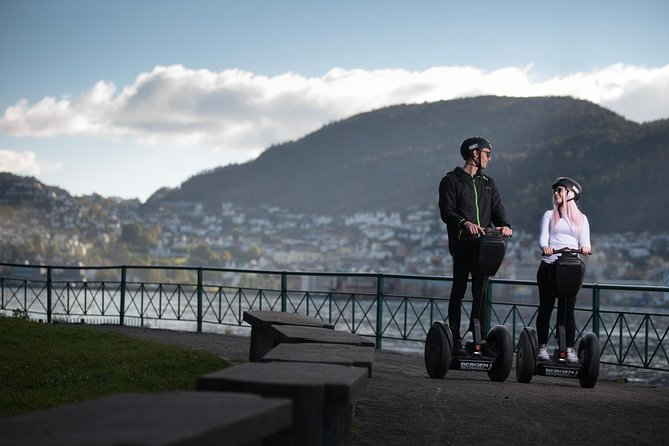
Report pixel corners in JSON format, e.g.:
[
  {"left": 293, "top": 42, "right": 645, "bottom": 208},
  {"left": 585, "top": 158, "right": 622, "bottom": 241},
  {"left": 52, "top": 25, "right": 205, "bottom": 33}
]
[{"left": 1, "top": 175, "right": 668, "bottom": 308}]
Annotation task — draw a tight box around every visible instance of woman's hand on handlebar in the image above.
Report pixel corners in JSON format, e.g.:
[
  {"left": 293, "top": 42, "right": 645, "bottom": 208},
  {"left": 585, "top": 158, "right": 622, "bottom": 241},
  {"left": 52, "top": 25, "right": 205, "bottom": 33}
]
[{"left": 541, "top": 246, "right": 592, "bottom": 256}]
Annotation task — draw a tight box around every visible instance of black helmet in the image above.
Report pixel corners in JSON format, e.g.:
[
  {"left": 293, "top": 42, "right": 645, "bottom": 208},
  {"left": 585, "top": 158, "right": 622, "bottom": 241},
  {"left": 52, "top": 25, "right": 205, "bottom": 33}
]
[
  {"left": 460, "top": 136, "right": 492, "bottom": 160},
  {"left": 552, "top": 177, "right": 582, "bottom": 202}
]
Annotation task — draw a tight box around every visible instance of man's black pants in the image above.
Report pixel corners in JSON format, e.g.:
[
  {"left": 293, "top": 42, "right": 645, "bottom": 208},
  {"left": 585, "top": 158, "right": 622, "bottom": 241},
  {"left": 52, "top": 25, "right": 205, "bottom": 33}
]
[{"left": 448, "top": 239, "right": 485, "bottom": 342}]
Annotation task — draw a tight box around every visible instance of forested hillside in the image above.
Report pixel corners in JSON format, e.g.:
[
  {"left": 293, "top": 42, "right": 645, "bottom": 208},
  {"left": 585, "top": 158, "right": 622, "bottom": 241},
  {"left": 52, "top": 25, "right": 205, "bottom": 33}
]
[{"left": 147, "top": 96, "right": 669, "bottom": 233}]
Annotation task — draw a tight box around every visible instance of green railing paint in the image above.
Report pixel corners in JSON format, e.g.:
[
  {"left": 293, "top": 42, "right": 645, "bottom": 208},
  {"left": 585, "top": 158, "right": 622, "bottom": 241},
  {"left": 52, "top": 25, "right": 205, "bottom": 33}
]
[{"left": 1, "top": 261, "right": 667, "bottom": 374}]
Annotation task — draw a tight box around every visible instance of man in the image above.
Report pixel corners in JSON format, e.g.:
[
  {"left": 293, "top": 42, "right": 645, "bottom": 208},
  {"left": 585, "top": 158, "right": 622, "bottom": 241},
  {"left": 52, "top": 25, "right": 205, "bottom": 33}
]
[{"left": 438, "top": 136, "right": 512, "bottom": 355}]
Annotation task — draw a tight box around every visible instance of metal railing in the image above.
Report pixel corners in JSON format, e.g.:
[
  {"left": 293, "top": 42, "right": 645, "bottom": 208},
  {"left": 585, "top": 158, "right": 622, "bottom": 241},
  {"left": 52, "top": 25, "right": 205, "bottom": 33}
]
[{"left": 1, "top": 262, "right": 668, "bottom": 374}]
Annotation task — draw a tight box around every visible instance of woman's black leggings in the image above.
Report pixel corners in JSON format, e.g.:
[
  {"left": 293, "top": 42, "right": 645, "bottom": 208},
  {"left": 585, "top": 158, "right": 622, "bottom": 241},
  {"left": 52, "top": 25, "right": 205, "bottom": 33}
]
[{"left": 536, "top": 261, "right": 578, "bottom": 346}]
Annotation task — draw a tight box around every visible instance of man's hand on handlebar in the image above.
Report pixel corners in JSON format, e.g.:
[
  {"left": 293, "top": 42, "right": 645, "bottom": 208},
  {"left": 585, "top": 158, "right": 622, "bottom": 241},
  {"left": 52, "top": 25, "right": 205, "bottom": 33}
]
[
  {"left": 464, "top": 221, "right": 486, "bottom": 236},
  {"left": 496, "top": 226, "right": 513, "bottom": 237},
  {"left": 463, "top": 222, "right": 512, "bottom": 237}
]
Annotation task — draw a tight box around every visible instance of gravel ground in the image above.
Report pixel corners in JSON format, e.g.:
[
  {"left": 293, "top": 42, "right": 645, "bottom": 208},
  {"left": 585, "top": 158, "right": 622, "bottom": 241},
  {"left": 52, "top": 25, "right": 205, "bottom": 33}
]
[{"left": 91, "top": 325, "right": 669, "bottom": 446}]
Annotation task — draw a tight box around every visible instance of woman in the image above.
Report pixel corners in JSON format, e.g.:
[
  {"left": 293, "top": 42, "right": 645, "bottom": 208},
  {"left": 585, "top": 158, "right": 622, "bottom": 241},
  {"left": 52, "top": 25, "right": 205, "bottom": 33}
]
[{"left": 536, "top": 177, "right": 591, "bottom": 363}]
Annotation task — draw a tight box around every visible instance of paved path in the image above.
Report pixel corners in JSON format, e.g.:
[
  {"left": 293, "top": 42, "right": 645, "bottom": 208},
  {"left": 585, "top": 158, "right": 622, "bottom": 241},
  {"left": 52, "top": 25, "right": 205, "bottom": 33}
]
[{"left": 92, "top": 325, "right": 669, "bottom": 446}]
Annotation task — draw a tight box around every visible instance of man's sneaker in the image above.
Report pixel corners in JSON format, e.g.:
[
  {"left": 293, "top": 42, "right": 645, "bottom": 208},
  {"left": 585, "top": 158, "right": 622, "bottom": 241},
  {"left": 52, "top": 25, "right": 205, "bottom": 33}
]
[
  {"left": 538, "top": 346, "right": 550, "bottom": 361},
  {"left": 566, "top": 347, "right": 579, "bottom": 364},
  {"left": 453, "top": 339, "right": 467, "bottom": 357},
  {"left": 480, "top": 341, "right": 497, "bottom": 358},
  {"left": 464, "top": 340, "right": 479, "bottom": 356}
]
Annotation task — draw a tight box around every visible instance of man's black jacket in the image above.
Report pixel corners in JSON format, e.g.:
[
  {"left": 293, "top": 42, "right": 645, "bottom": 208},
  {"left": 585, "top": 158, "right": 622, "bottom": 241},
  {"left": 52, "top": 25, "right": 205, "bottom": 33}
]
[{"left": 438, "top": 166, "right": 511, "bottom": 254}]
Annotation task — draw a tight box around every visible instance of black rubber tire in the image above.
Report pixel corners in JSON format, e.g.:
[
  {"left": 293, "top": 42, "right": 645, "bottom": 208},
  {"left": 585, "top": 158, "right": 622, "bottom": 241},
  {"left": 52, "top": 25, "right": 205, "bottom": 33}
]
[
  {"left": 486, "top": 325, "right": 513, "bottom": 382},
  {"left": 578, "top": 332, "right": 600, "bottom": 388},
  {"left": 424, "top": 321, "right": 452, "bottom": 378},
  {"left": 516, "top": 327, "right": 537, "bottom": 383}
]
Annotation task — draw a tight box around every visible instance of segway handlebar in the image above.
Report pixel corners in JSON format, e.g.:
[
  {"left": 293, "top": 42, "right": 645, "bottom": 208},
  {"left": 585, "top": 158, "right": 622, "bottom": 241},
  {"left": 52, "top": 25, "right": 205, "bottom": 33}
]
[
  {"left": 460, "top": 227, "right": 510, "bottom": 240},
  {"left": 485, "top": 228, "right": 510, "bottom": 236},
  {"left": 541, "top": 247, "right": 591, "bottom": 256}
]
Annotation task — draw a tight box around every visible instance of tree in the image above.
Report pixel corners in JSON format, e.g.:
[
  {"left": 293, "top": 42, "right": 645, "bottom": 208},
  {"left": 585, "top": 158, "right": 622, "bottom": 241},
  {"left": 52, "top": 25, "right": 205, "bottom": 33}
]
[
  {"left": 120, "top": 223, "right": 158, "bottom": 252},
  {"left": 188, "top": 244, "right": 223, "bottom": 267},
  {"left": 247, "top": 245, "right": 262, "bottom": 260}
]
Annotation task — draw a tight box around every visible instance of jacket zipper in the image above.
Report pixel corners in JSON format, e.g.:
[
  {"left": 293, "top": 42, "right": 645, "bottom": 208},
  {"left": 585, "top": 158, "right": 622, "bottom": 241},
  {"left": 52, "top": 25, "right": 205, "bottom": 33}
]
[{"left": 458, "top": 175, "right": 482, "bottom": 240}]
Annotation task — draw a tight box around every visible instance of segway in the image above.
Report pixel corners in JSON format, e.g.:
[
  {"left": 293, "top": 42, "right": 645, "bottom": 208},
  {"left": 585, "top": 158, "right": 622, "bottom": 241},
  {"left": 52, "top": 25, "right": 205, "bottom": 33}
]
[
  {"left": 515, "top": 248, "right": 600, "bottom": 388},
  {"left": 425, "top": 230, "right": 513, "bottom": 382}
]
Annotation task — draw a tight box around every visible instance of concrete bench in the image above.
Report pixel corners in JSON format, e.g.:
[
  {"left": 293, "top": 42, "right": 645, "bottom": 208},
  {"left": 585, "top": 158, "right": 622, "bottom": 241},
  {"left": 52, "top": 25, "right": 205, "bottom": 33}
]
[
  {"left": 261, "top": 342, "right": 375, "bottom": 378},
  {"left": 269, "top": 324, "right": 376, "bottom": 350},
  {"left": 197, "top": 362, "right": 368, "bottom": 446},
  {"left": 243, "top": 310, "right": 335, "bottom": 361},
  {"left": 0, "top": 391, "right": 292, "bottom": 446}
]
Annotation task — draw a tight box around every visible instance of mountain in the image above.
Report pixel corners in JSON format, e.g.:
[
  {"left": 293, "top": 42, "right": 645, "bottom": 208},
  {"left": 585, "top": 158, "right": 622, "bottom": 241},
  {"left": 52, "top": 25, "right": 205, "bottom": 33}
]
[
  {"left": 0, "top": 173, "right": 75, "bottom": 212},
  {"left": 146, "top": 96, "right": 669, "bottom": 233}
]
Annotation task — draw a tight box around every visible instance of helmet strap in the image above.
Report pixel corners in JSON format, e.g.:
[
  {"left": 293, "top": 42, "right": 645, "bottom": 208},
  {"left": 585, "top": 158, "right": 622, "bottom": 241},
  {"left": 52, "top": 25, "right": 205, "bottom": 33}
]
[{"left": 474, "top": 150, "right": 484, "bottom": 172}]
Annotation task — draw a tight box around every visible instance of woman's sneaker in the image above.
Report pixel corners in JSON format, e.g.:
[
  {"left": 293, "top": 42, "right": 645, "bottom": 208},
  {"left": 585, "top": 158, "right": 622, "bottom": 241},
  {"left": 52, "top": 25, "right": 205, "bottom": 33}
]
[
  {"left": 566, "top": 347, "right": 579, "bottom": 364},
  {"left": 538, "top": 346, "right": 550, "bottom": 361}
]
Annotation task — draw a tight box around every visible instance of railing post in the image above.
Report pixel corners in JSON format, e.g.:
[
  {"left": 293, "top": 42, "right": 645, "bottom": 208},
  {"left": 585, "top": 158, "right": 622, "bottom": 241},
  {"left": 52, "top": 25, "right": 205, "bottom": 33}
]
[
  {"left": 238, "top": 287, "right": 242, "bottom": 322},
  {"left": 644, "top": 315, "right": 650, "bottom": 368},
  {"left": 592, "top": 284, "right": 600, "bottom": 337},
  {"left": 618, "top": 312, "right": 624, "bottom": 363},
  {"left": 66, "top": 282, "right": 71, "bottom": 316},
  {"left": 352, "top": 293, "right": 356, "bottom": 332},
  {"left": 84, "top": 281, "right": 88, "bottom": 316},
  {"left": 281, "top": 272, "right": 287, "bottom": 312},
  {"left": 429, "top": 297, "right": 434, "bottom": 325},
  {"left": 197, "top": 268, "right": 203, "bottom": 333},
  {"left": 140, "top": 284, "right": 144, "bottom": 327},
  {"left": 376, "top": 273, "right": 384, "bottom": 350},
  {"left": 119, "top": 266, "right": 126, "bottom": 326},
  {"left": 329, "top": 291, "right": 333, "bottom": 325},
  {"left": 46, "top": 267, "right": 52, "bottom": 324}
]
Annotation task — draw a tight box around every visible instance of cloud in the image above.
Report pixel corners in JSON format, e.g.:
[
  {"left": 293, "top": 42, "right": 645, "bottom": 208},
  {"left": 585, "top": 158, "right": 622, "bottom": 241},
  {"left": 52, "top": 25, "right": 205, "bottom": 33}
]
[
  {"left": 0, "top": 149, "right": 42, "bottom": 175},
  {"left": 1, "top": 63, "right": 668, "bottom": 158},
  {"left": 0, "top": 81, "right": 117, "bottom": 138}
]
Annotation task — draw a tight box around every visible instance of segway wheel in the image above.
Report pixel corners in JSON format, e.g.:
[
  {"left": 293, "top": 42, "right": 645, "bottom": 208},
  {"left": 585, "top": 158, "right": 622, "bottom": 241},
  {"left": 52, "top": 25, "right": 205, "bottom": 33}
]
[
  {"left": 424, "top": 321, "right": 452, "bottom": 379},
  {"left": 486, "top": 325, "right": 513, "bottom": 382},
  {"left": 578, "top": 332, "right": 600, "bottom": 388},
  {"left": 516, "top": 328, "right": 538, "bottom": 383}
]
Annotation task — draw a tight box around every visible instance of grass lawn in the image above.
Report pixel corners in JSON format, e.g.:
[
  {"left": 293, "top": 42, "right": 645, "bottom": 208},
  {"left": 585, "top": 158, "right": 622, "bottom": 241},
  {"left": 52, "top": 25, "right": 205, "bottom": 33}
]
[{"left": 0, "top": 316, "right": 230, "bottom": 417}]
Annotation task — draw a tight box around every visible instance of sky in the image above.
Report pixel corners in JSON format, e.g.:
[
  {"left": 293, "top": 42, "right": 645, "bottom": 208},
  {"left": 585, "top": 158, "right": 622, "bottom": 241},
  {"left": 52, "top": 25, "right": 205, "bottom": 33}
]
[{"left": 1, "top": 0, "right": 668, "bottom": 202}]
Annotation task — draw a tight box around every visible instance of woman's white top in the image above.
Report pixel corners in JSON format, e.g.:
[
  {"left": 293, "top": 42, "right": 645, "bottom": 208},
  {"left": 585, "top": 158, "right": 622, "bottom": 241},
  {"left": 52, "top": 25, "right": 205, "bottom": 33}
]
[{"left": 539, "top": 210, "right": 591, "bottom": 264}]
